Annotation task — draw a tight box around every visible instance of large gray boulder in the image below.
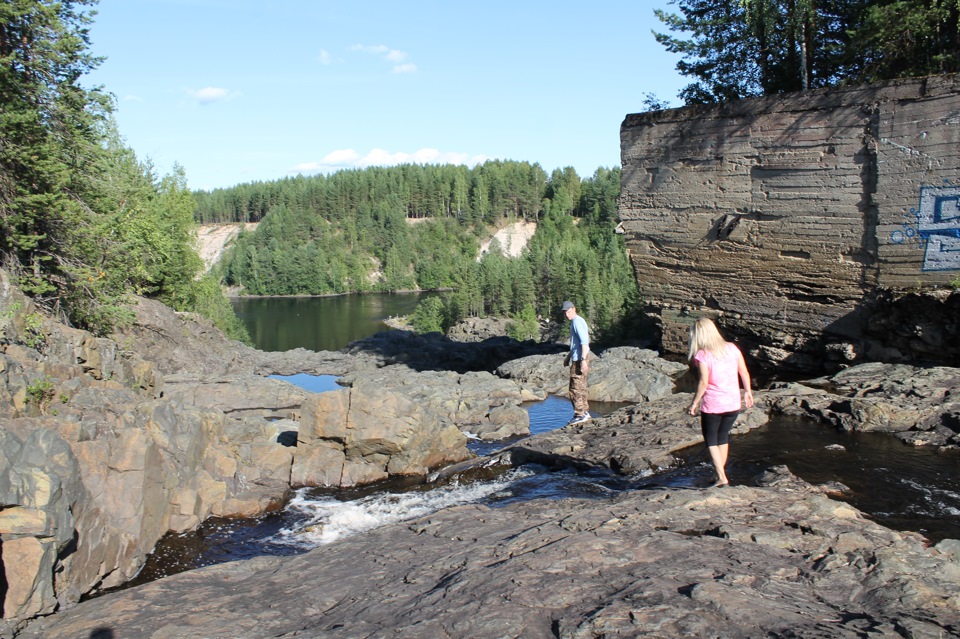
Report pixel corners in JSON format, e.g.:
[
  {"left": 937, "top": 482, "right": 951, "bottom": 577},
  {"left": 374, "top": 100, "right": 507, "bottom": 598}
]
[
  {"left": 0, "top": 271, "right": 540, "bottom": 632},
  {"left": 339, "top": 365, "right": 543, "bottom": 441},
  {"left": 292, "top": 382, "right": 472, "bottom": 487},
  {"left": 497, "top": 346, "right": 688, "bottom": 403}
]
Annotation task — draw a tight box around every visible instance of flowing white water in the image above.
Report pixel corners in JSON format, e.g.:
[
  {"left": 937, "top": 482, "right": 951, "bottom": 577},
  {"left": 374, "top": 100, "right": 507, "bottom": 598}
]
[{"left": 270, "top": 468, "right": 535, "bottom": 548}]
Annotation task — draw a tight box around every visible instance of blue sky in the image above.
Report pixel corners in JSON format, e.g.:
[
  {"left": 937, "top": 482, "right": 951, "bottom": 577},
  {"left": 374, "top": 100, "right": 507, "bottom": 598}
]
[{"left": 86, "top": 1, "right": 688, "bottom": 191}]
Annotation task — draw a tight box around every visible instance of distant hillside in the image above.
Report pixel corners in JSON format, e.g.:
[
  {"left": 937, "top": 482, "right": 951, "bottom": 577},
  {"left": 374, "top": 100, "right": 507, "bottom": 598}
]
[
  {"left": 479, "top": 221, "right": 537, "bottom": 259},
  {"left": 196, "top": 223, "right": 257, "bottom": 271}
]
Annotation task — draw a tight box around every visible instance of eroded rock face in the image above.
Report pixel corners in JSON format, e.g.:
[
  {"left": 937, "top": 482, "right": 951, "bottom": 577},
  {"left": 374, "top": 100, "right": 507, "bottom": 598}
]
[
  {"left": 0, "top": 385, "right": 296, "bottom": 629},
  {"left": 292, "top": 382, "right": 472, "bottom": 487},
  {"left": 0, "top": 274, "right": 503, "bottom": 631},
  {"left": 619, "top": 74, "right": 960, "bottom": 375},
  {"left": 4, "top": 257, "right": 960, "bottom": 637},
  {"left": 338, "top": 365, "right": 541, "bottom": 442}
]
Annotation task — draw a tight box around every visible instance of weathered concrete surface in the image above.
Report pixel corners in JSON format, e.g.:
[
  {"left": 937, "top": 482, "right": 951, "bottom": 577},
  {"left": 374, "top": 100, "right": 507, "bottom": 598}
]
[
  {"left": 620, "top": 74, "right": 960, "bottom": 374},
  {"left": 17, "top": 476, "right": 960, "bottom": 639}
]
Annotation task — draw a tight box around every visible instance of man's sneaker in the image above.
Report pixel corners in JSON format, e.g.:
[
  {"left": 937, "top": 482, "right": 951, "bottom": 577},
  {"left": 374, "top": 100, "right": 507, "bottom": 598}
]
[{"left": 568, "top": 413, "right": 591, "bottom": 425}]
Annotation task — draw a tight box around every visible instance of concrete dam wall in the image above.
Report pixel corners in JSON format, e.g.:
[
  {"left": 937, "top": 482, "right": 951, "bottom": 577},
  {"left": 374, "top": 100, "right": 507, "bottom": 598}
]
[{"left": 619, "top": 74, "right": 960, "bottom": 374}]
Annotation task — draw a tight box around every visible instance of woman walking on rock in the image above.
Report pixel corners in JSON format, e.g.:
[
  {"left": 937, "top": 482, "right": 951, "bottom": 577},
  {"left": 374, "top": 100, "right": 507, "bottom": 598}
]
[{"left": 687, "top": 317, "right": 754, "bottom": 487}]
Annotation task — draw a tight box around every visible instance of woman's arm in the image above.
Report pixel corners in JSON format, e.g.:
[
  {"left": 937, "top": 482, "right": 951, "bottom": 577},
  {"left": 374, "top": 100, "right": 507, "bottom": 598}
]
[
  {"left": 738, "top": 352, "right": 754, "bottom": 408},
  {"left": 688, "top": 360, "right": 710, "bottom": 415}
]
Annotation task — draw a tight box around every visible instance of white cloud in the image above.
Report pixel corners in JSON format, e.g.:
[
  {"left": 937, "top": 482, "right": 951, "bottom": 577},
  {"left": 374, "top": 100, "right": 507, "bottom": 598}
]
[
  {"left": 317, "top": 49, "right": 333, "bottom": 65},
  {"left": 290, "top": 148, "right": 489, "bottom": 175},
  {"left": 324, "top": 149, "right": 362, "bottom": 164},
  {"left": 186, "top": 87, "right": 237, "bottom": 105},
  {"left": 351, "top": 43, "right": 416, "bottom": 73},
  {"left": 351, "top": 44, "right": 389, "bottom": 55},
  {"left": 121, "top": 94, "right": 143, "bottom": 102}
]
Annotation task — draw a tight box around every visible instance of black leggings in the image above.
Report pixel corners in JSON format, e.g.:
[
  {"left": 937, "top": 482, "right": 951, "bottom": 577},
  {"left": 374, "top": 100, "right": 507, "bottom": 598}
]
[{"left": 700, "top": 410, "right": 739, "bottom": 447}]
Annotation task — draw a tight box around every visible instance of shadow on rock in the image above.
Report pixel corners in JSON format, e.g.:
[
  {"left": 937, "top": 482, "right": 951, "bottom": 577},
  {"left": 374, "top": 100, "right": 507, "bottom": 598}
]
[{"left": 341, "top": 330, "right": 564, "bottom": 373}]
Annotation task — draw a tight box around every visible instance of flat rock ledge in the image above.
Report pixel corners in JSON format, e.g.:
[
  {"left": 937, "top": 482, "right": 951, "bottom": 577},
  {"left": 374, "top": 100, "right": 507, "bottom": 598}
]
[{"left": 19, "top": 475, "right": 960, "bottom": 639}]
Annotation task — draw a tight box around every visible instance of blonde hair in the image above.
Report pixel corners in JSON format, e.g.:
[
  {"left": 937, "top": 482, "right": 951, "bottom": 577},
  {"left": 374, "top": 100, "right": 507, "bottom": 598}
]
[{"left": 688, "top": 317, "right": 728, "bottom": 361}]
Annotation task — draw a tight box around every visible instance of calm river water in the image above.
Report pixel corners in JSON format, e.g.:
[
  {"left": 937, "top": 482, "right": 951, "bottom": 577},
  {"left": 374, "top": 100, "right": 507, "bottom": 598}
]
[
  {"left": 118, "top": 295, "right": 960, "bottom": 592},
  {"left": 231, "top": 292, "right": 433, "bottom": 352}
]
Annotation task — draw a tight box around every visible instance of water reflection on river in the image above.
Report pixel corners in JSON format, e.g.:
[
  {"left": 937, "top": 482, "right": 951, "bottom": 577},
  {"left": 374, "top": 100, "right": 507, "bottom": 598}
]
[{"left": 231, "top": 293, "right": 433, "bottom": 352}]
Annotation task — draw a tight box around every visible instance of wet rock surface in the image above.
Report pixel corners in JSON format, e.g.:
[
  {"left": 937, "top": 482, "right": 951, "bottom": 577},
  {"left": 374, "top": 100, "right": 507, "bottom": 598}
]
[{"left": 504, "top": 394, "right": 769, "bottom": 475}]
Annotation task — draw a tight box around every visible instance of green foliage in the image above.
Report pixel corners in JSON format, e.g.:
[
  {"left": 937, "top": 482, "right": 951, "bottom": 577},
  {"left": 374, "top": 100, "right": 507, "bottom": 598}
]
[
  {"left": 0, "top": 2, "right": 248, "bottom": 340},
  {"left": 409, "top": 296, "right": 447, "bottom": 334},
  {"left": 654, "top": 1, "right": 758, "bottom": 104},
  {"left": 1, "top": 0, "right": 111, "bottom": 295},
  {"left": 506, "top": 304, "right": 540, "bottom": 341},
  {"left": 654, "top": 0, "right": 960, "bottom": 105},
  {"left": 216, "top": 161, "right": 548, "bottom": 296},
  {"left": 194, "top": 161, "right": 548, "bottom": 226},
  {"left": 853, "top": 1, "right": 960, "bottom": 82},
  {"left": 211, "top": 161, "right": 639, "bottom": 342},
  {"left": 1, "top": 302, "right": 46, "bottom": 348},
  {"left": 25, "top": 375, "right": 55, "bottom": 414},
  {"left": 165, "top": 273, "right": 251, "bottom": 343},
  {"left": 21, "top": 310, "right": 46, "bottom": 349},
  {"left": 416, "top": 169, "right": 640, "bottom": 341}
]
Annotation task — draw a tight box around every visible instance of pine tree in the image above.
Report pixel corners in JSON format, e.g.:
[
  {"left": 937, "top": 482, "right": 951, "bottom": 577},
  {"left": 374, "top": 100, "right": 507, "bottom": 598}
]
[
  {"left": 655, "top": 0, "right": 960, "bottom": 105},
  {"left": 0, "top": 0, "right": 111, "bottom": 296}
]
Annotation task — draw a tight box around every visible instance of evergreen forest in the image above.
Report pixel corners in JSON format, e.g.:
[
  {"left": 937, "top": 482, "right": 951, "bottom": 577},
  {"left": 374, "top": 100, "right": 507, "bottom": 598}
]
[{"left": 198, "top": 163, "right": 643, "bottom": 343}]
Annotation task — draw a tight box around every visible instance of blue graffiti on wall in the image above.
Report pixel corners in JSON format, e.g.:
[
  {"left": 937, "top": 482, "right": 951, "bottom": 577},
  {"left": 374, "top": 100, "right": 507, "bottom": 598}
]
[{"left": 890, "top": 182, "right": 960, "bottom": 271}]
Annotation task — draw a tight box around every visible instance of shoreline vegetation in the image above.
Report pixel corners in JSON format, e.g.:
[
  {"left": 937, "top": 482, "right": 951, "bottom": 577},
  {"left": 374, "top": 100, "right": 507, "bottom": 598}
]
[{"left": 200, "top": 163, "right": 640, "bottom": 344}]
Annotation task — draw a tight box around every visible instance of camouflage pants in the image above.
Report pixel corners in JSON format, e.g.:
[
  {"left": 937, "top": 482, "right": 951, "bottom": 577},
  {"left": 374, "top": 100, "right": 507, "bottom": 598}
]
[{"left": 569, "top": 360, "right": 590, "bottom": 416}]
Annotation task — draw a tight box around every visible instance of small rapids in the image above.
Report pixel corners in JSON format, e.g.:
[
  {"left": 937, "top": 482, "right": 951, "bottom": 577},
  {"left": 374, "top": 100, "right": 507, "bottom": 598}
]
[{"left": 273, "top": 468, "right": 534, "bottom": 547}]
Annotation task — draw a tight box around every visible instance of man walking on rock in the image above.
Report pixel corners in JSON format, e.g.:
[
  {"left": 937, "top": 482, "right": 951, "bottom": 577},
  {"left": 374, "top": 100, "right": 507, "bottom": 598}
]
[{"left": 561, "top": 300, "right": 591, "bottom": 424}]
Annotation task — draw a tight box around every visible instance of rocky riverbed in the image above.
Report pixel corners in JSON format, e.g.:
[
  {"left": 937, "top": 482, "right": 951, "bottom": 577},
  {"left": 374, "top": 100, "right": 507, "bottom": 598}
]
[
  {"left": 16, "top": 472, "right": 960, "bottom": 639},
  {"left": 2, "top": 269, "right": 959, "bottom": 637}
]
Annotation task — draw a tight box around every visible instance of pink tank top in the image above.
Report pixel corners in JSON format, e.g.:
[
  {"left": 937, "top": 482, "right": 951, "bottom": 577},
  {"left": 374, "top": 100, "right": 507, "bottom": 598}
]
[{"left": 694, "top": 343, "right": 743, "bottom": 414}]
